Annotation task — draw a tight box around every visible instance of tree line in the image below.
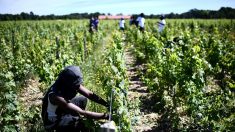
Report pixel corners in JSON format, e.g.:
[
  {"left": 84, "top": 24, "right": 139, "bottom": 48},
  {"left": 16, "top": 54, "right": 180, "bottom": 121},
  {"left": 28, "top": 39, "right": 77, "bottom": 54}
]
[
  {"left": 0, "top": 12, "right": 104, "bottom": 21},
  {"left": 0, "top": 7, "right": 234, "bottom": 21}
]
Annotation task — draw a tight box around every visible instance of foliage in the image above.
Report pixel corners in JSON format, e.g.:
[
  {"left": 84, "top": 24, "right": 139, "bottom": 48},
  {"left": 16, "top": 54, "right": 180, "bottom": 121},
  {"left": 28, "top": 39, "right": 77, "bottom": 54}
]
[
  {"left": 128, "top": 19, "right": 235, "bottom": 131},
  {"left": 0, "top": 19, "right": 234, "bottom": 131}
]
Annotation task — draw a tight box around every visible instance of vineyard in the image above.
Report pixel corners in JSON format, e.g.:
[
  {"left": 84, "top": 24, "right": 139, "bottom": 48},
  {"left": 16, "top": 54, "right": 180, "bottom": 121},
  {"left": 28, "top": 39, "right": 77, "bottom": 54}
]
[{"left": 0, "top": 19, "right": 234, "bottom": 131}]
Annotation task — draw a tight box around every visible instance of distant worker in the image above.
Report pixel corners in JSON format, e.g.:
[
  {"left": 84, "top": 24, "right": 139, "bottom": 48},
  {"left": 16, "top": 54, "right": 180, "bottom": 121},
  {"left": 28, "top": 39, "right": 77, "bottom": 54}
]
[
  {"left": 136, "top": 15, "right": 141, "bottom": 27},
  {"left": 89, "top": 16, "right": 95, "bottom": 33},
  {"left": 158, "top": 15, "right": 166, "bottom": 33},
  {"left": 138, "top": 13, "right": 145, "bottom": 31},
  {"left": 94, "top": 17, "right": 99, "bottom": 31},
  {"left": 119, "top": 17, "right": 125, "bottom": 31},
  {"left": 129, "top": 16, "right": 135, "bottom": 26}
]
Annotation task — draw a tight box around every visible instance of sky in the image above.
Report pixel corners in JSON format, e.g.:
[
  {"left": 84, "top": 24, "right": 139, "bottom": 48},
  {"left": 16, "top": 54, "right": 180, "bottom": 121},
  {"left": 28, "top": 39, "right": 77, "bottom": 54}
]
[{"left": 0, "top": 0, "right": 235, "bottom": 15}]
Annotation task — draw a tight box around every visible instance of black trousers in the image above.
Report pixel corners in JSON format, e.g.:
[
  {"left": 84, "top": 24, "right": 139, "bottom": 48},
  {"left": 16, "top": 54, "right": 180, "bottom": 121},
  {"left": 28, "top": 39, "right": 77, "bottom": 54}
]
[{"left": 56, "top": 96, "right": 88, "bottom": 132}]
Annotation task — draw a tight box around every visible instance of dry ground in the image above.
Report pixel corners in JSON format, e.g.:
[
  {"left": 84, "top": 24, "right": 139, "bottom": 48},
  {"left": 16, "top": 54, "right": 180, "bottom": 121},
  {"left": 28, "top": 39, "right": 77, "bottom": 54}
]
[{"left": 125, "top": 47, "right": 159, "bottom": 132}]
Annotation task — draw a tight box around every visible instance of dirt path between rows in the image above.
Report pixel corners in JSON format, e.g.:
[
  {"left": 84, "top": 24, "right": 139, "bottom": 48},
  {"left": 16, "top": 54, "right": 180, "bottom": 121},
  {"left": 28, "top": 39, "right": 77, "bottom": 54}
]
[{"left": 125, "top": 47, "right": 159, "bottom": 132}]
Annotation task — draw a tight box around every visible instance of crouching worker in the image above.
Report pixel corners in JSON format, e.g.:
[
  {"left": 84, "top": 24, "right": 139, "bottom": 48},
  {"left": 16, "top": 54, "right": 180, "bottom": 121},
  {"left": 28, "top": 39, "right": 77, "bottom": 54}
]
[{"left": 41, "top": 66, "right": 109, "bottom": 131}]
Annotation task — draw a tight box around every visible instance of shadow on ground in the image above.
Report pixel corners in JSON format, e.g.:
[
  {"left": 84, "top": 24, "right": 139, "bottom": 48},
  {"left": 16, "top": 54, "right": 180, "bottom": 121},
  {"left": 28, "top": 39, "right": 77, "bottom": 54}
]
[
  {"left": 139, "top": 93, "right": 176, "bottom": 132},
  {"left": 139, "top": 92, "right": 166, "bottom": 113}
]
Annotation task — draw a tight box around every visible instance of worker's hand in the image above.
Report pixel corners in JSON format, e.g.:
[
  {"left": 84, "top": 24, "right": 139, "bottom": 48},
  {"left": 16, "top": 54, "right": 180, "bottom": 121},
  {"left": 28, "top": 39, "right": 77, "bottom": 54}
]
[
  {"left": 103, "top": 113, "right": 110, "bottom": 120},
  {"left": 105, "top": 104, "right": 110, "bottom": 111}
]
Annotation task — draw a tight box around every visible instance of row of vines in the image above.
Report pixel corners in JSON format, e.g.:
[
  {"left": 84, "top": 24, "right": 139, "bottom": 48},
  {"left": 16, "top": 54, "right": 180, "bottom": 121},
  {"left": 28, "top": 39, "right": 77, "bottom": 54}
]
[
  {"left": 126, "top": 19, "right": 235, "bottom": 131},
  {"left": 0, "top": 19, "right": 234, "bottom": 132},
  {"left": 0, "top": 20, "right": 90, "bottom": 131},
  {"left": 0, "top": 20, "right": 133, "bottom": 131}
]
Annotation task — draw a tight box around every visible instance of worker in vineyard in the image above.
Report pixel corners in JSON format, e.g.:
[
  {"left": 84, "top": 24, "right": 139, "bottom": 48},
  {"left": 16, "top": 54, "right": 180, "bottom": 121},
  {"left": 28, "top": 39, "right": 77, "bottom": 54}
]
[
  {"left": 129, "top": 16, "right": 135, "bottom": 26},
  {"left": 41, "top": 66, "right": 109, "bottom": 131},
  {"left": 138, "top": 13, "right": 145, "bottom": 31},
  {"left": 89, "top": 16, "right": 95, "bottom": 33},
  {"left": 136, "top": 15, "right": 140, "bottom": 27},
  {"left": 158, "top": 15, "right": 166, "bottom": 32},
  {"left": 119, "top": 17, "right": 125, "bottom": 31},
  {"left": 94, "top": 16, "right": 99, "bottom": 31}
]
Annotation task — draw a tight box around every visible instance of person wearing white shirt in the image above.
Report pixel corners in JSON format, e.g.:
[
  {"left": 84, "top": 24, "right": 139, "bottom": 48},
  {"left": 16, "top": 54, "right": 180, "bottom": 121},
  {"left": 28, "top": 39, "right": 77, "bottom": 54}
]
[
  {"left": 136, "top": 16, "right": 141, "bottom": 26},
  {"left": 138, "top": 13, "right": 145, "bottom": 31},
  {"left": 158, "top": 15, "right": 166, "bottom": 32},
  {"left": 119, "top": 18, "right": 125, "bottom": 31}
]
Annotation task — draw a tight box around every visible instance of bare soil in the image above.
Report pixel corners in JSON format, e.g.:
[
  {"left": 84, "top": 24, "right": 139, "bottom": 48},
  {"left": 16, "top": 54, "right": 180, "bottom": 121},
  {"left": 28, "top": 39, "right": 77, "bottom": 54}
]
[
  {"left": 125, "top": 47, "right": 159, "bottom": 132},
  {"left": 19, "top": 77, "right": 43, "bottom": 108}
]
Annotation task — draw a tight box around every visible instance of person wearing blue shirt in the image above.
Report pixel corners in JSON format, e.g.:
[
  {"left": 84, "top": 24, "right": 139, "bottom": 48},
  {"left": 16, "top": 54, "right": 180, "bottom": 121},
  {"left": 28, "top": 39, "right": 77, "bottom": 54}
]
[{"left": 94, "top": 17, "right": 99, "bottom": 31}]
